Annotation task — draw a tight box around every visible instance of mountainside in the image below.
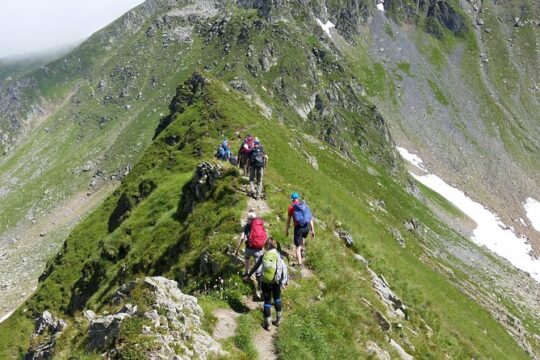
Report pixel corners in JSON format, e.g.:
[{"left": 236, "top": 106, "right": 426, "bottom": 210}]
[{"left": 0, "top": 0, "right": 539, "bottom": 359}]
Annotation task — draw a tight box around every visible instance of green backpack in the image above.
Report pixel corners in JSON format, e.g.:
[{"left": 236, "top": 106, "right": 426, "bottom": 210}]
[{"left": 261, "top": 251, "right": 279, "bottom": 283}]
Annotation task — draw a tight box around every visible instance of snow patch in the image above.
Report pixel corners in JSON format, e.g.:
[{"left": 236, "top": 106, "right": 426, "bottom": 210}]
[
  {"left": 376, "top": 3, "right": 385, "bottom": 11},
  {"left": 316, "top": 18, "right": 335, "bottom": 37},
  {"left": 524, "top": 198, "right": 540, "bottom": 232},
  {"left": 398, "top": 147, "right": 540, "bottom": 282},
  {"left": 396, "top": 146, "right": 427, "bottom": 172}
]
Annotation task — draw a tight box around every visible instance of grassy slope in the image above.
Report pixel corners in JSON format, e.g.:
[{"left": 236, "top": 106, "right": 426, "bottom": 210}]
[{"left": 0, "top": 74, "right": 528, "bottom": 359}]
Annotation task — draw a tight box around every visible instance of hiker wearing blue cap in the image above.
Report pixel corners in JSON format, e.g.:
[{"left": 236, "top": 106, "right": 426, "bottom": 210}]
[{"left": 286, "top": 192, "right": 315, "bottom": 266}]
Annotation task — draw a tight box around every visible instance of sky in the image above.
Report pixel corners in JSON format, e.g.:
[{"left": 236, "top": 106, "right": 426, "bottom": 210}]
[{"left": 0, "top": 0, "right": 145, "bottom": 58}]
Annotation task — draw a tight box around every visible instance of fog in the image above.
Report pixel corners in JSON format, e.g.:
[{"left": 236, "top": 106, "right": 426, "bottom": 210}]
[{"left": 0, "top": 0, "right": 145, "bottom": 58}]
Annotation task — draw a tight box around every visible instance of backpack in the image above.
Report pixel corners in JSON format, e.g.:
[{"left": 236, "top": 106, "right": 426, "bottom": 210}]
[
  {"left": 293, "top": 202, "right": 312, "bottom": 227},
  {"left": 240, "top": 137, "right": 254, "bottom": 154},
  {"left": 261, "top": 251, "right": 279, "bottom": 283},
  {"left": 248, "top": 218, "right": 267, "bottom": 249},
  {"left": 250, "top": 146, "right": 265, "bottom": 168},
  {"left": 217, "top": 146, "right": 225, "bottom": 159}
]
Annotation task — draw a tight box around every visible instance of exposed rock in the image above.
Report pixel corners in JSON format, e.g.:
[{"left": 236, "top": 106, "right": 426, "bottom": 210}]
[
  {"left": 405, "top": 218, "right": 421, "bottom": 233},
  {"left": 191, "top": 162, "right": 222, "bottom": 202},
  {"left": 35, "top": 310, "right": 66, "bottom": 335},
  {"left": 392, "top": 228, "right": 405, "bottom": 248},
  {"left": 389, "top": 338, "right": 414, "bottom": 360},
  {"left": 369, "top": 269, "right": 408, "bottom": 320},
  {"left": 142, "top": 277, "right": 225, "bottom": 359},
  {"left": 85, "top": 277, "right": 224, "bottom": 359},
  {"left": 366, "top": 341, "right": 391, "bottom": 360},
  {"left": 83, "top": 309, "right": 96, "bottom": 321},
  {"left": 374, "top": 309, "right": 391, "bottom": 331},
  {"left": 335, "top": 230, "right": 354, "bottom": 247},
  {"left": 24, "top": 311, "right": 67, "bottom": 360},
  {"left": 82, "top": 161, "right": 94, "bottom": 172},
  {"left": 229, "top": 77, "right": 250, "bottom": 93},
  {"left": 87, "top": 306, "right": 135, "bottom": 351},
  {"left": 305, "top": 152, "right": 319, "bottom": 169},
  {"left": 353, "top": 253, "right": 369, "bottom": 266}
]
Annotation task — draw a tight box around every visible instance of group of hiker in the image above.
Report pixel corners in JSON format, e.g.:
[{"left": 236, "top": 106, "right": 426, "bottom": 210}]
[
  {"left": 216, "top": 134, "right": 268, "bottom": 200},
  {"left": 217, "top": 134, "right": 315, "bottom": 331},
  {"left": 234, "top": 192, "right": 315, "bottom": 331}
]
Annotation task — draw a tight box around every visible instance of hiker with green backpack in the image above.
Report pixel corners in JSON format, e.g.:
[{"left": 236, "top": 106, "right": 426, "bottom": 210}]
[
  {"left": 286, "top": 192, "right": 315, "bottom": 267},
  {"left": 244, "top": 237, "right": 288, "bottom": 330}
]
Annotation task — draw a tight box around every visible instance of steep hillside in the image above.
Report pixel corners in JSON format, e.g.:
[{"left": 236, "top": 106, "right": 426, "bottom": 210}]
[
  {"left": 0, "top": 0, "right": 539, "bottom": 358},
  {"left": 1, "top": 72, "right": 538, "bottom": 359}
]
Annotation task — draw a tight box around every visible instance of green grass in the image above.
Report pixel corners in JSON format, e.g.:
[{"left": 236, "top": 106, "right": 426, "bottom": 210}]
[
  {"left": 0, "top": 3, "right": 536, "bottom": 358},
  {"left": 427, "top": 79, "right": 449, "bottom": 106}
]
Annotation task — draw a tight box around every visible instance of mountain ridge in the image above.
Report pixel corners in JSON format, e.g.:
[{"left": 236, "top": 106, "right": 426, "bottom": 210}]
[{"left": 0, "top": 0, "right": 539, "bottom": 358}]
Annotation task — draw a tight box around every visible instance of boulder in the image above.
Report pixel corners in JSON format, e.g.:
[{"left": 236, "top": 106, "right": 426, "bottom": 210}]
[
  {"left": 87, "top": 308, "right": 134, "bottom": 351},
  {"left": 335, "top": 231, "right": 354, "bottom": 247}
]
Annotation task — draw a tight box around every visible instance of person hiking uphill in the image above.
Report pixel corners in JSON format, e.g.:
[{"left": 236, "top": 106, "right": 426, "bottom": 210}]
[
  {"left": 248, "top": 138, "right": 268, "bottom": 200},
  {"left": 238, "top": 134, "right": 254, "bottom": 175},
  {"left": 235, "top": 210, "right": 267, "bottom": 298},
  {"left": 285, "top": 192, "right": 315, "bottom": 267},
  {"left": 244, "top": 238, "right": 288, "bottom": 330}
]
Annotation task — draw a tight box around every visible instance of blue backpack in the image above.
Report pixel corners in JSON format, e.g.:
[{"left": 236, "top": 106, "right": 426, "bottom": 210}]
[{"left": 293, "top": 202, "right": 312, "bottom": 227}]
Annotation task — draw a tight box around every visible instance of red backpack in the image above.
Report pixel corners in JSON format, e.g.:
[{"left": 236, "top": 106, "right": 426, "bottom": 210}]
[{"left": 248, "top": 218, "right": 267, "bottom": 249}]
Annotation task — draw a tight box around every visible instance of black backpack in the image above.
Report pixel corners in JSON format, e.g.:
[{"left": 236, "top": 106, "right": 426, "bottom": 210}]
[{"left": 250, "top": 146, "right": 265, "bottom": 168}]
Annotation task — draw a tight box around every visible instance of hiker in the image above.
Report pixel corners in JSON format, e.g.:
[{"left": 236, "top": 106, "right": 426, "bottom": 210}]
[
  {"left": 285, "top": 192, "right": 315, "bottom": 267},
  {"left": 216, "top": 138, "right": 231, "bottom": 161},
  {"left": 235, "top": 210, "right": 268, "bottom": 284},
  {"left": 247, "top": 138, "right": 268, "bottom": 199},
  {"left": 238, "top": 134, "right": 255, "bottom": 175},
  {"left": 244, "top": 237, "right": 288, "bottom": 330}
]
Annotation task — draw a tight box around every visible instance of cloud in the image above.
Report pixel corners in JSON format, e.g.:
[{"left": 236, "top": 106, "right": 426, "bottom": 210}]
[{"left": 0, "top": 0, "right": 145, "bottom": 58}]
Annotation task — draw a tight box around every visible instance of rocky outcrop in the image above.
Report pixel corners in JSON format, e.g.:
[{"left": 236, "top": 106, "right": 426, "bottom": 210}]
[
  {"left": 179, "top": 162, "right": 223, "bottom": 216},
  {"left": 84, "top": 276, "right": 225, "bottom": 359},
  {"left": 24, "top": 311, "right": 67, "bottom": 360},
  {"left": 88, "top": 304, "right": 138, "bottom": 351},
  {"left": 369, "top": 269, "right": 408, "bottom": 320},
  {"left": 143, "top": 277, "right": 224, "bottom": 359}
]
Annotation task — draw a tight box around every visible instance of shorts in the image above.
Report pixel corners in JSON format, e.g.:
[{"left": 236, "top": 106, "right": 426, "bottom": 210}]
[
  {"left": 294, "top": 223, "right": 310, "bottom": 247},
  {"left": 245, "top": 247, "right": 263, "bottom": 275}
]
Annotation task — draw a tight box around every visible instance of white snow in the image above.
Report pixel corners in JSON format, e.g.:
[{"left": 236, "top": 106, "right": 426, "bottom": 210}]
[
  {"left": 398, "top": 147, "right": 540, "bottom": 282},
  {"left": 395, "top": 146, "right": 427, "bottom": 172},
  {"left": 376, "top": 3, "right": 385, "bottom": 11},
  {"left": 524, "top": 198, "right": 540, "bottom": 232},
  {"left": 0, "top": 311, "right": 14, "bottom": 324},
  {"left": 316, "top": 18, "right": 335, "bottom": 37}
]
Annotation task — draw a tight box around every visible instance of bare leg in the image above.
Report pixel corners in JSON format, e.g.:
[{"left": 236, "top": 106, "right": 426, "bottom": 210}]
[
  {"left": 244, "top": 257, "right": 250, "bottom": 275},
  {"left": 296, "top": 245, "right": 303, "bottom": 266}
]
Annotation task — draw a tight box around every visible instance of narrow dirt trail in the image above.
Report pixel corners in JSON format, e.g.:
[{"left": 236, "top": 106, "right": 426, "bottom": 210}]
[
  {"left": 214, "top": 193, "right": 312, "bottom": 359},
  {"left": 212, "top": 308, "right": 239, "bottom": 341}
]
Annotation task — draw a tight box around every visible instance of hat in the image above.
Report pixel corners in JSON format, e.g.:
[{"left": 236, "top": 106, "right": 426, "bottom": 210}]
[
  {"left": 290, "top": 192, "right": 299, "bottom": 200},
  {"left": 254, "top": 137, "right": 260, "bottom": 145},
  {"left": 247, "top": 210, "right": 257, "bottom": 219}
]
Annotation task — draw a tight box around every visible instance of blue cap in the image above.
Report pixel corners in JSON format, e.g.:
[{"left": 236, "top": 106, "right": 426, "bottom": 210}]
[{"left": 290, "top": 192, "right": 299, "bottom": 200}]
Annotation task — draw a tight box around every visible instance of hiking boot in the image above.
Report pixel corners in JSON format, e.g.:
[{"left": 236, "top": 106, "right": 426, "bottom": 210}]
[
  {"left": 272, "top": 318, "right": 281, "bottom": 327},
  {"left": 263, "top": 318, "right": 271, "bottom": 331}
]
